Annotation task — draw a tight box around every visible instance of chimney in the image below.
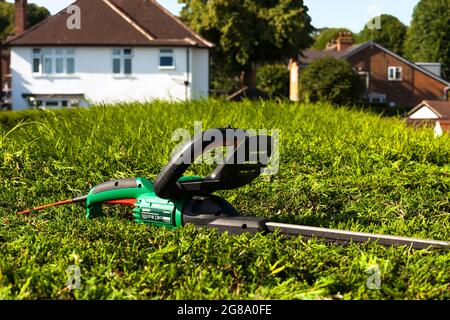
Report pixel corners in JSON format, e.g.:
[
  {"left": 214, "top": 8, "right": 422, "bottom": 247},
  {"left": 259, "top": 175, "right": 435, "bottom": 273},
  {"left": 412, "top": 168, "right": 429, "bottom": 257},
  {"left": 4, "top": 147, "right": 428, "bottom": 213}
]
[
  {"left": 336, "top": 32, "right": 353, "bottom": 52},
  {"left": 14, "top": 0, "right": 28, "bottom": 35},
  {"left": 289, "top": 58, "right": 299, "bottom": 102}
]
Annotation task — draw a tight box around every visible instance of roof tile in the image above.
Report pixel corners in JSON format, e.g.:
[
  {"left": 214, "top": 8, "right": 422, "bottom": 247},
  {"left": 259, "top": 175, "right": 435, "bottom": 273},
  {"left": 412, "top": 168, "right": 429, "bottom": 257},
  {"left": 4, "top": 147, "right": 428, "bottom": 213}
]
[
  {"left": 6, "top": 0, "right": 212, "bottom": 48},
  {"left": 300, "top": 45, "right": 361, "bottom": 64},
  {"left": 423, "top": 100, "right": 450, "bottom": 119}
]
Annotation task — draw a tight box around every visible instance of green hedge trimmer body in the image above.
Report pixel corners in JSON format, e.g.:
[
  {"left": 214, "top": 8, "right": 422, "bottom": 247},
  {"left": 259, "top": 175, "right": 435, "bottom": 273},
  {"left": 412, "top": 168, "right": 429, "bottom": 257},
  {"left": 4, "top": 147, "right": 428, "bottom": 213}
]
[{"left": 86, "top": 177, "right": 189, "bottom": 229}]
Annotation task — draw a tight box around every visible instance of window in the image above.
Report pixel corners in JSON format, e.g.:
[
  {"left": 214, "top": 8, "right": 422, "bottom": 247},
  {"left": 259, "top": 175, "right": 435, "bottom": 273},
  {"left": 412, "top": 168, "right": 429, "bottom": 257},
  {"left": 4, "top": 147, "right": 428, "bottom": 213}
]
[
  {"left": 159, "top": 49, "right": 175, "bottom": 69},
  {"left": 32, "top": 48, "right": 75, "bottom": 75},
  {"left": 43, "top": 57, "right": 52, "bottom": 74},
  {"left": 124, "top": 58, "right": 132, "bottom": 74},
  {"left": 113, "top": 48, "right": 133, "bottom": 75},
  {"left": 44, "top": 100, "right": 59, "bottom": 107},
  {"left": 388, "top": 66, "right": 402, "bottom": 81},
  {"left": 113, "top": 55, "right": 121, "bottom": 74},
  {"left": 66, "top": 58, "right": 75, "bottom": 74},
  {"left": 31, "top": 99, "right": 73, "bottom": 109},
  {"left": 32, "top": 49, "right": 41, "bottom": 73},
  {"left": 56, "top": 57, "right": 64, "bottom": 74},
  {"left": 369, "top": 93, "right": 387, "bottom": 104}
]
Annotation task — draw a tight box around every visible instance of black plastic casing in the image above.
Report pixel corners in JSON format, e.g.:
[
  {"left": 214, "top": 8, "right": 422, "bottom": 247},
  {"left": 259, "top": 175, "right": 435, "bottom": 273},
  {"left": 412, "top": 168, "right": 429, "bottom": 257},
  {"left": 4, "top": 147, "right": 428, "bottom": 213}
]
[
  {"left": 182, "top": 195, "right": 268, "bottom": 235},
  {"left": 206, "top": 216, "right": 269, "bottom": 235}
]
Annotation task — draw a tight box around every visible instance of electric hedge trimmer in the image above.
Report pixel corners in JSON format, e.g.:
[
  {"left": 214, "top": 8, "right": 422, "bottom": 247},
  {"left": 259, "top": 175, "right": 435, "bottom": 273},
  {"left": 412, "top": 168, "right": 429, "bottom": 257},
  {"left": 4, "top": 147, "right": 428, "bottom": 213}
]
[{"left": 19, "top": 128, "right": 449, "bottom": 250}]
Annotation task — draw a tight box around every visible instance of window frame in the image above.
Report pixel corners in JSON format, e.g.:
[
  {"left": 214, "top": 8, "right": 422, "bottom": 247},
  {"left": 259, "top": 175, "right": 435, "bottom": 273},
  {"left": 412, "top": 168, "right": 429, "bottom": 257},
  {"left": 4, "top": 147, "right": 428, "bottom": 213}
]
[
  {"left": 387, "top": 66, "right": 402, "bottom": 81},
  {"left": 31, "top": 99, "right": 70, "bottom": 109},
  {"left": 32, "top": 48, "right": 42, "bottom": 74},
  {"left": 43, "top": 100, "right": 60, "bottom": 107},
  {"left": 369, "top": 93, "right": 387, "bottom": 104},
  {"left": 158, "top": 48, "right": 175, "bottom": 70},
  {"left": 112, "top": 48, "right": 134, "bottom": 76},
  {"left": 32, "top": 48, "right": 76, "bottom": 76}
]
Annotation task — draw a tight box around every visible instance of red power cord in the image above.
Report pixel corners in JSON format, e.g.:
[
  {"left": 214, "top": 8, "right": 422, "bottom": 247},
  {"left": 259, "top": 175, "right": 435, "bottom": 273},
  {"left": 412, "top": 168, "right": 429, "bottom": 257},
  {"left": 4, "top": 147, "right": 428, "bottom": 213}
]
[
  {"left": 18, "top": 195, "right": 88, "bottom": 215},
  {"left": 18, "top": 196, "right": 135, "bottom": 215},
  {"left": 18, "top": 199, "right": 75, "bottom": 215}
]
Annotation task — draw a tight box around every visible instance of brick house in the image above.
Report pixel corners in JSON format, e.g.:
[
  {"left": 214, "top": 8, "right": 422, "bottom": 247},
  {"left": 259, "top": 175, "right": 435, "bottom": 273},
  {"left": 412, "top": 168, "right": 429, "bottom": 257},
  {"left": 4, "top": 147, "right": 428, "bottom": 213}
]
[{"left": 298, "top": 33, "right": 450, "bottom": 109}]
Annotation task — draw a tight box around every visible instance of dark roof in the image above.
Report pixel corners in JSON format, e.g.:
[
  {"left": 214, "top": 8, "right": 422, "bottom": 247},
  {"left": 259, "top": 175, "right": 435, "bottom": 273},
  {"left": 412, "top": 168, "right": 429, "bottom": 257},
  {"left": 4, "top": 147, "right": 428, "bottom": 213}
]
[
  {"left": 6, "top": 0, "right": 213, "bottom": 48},
  {"left": 300, "top": 44, "right": 363, "bottom": 65},
  {"left": 408, "top": 100, "right": 450, "bottom": 119},
  {"left": 22, "top": 93, "right": 85, "bottom": 100}
]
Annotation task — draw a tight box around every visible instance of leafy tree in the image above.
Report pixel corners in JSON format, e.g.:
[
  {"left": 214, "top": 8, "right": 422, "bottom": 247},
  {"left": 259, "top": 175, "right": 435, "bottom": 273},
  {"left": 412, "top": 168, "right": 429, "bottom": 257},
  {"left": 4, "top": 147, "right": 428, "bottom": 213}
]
[
  {"left": 256, "top": 64, "right": 289, "bottom": 98},
  {"left": 404, "top": 0, "right": 450, "bottom": 80},
  {"left": 0, "top": 1, "right": 50, "bottom": 41},
  {"left": 179, "top": 0, "right": 314, "bottom": 88},
  {"left": 26, "top": 3, "right": 51, "bottom": 28},
  {"left": 299, "top": 57, "right": 364, "bottom": 105},
  {"left": 358, "top": 14, "right": 407, "bottom": 55},
  {"left": 0, "top": 1, "right": 13, "bottom": 40},
  {"left": 312, "top": 27, "right": 353, "bottom": 50}
]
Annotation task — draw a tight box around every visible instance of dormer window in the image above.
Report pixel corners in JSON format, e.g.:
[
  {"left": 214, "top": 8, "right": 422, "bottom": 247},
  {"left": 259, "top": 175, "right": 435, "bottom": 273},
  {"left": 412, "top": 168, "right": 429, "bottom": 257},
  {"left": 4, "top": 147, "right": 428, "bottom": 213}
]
[{"left": 388, "top": 66, "right": 402, "bottom": 81}]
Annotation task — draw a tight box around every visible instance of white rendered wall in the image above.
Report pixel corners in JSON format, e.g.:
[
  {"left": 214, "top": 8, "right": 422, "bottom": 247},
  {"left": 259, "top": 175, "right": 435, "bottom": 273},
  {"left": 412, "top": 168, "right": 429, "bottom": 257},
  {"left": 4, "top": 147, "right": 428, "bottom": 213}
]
[
  {"left": 191, "top": 48, "right": 209, "bottom": 99},
  {"left": 11, "top": 46, "right": 209, "bottom": 110}
]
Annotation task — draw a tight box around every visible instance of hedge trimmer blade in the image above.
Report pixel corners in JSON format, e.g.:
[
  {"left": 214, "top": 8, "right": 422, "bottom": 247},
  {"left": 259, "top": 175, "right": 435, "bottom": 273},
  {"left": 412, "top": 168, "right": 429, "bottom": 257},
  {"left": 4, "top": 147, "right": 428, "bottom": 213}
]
[{"left": 265, "top": 222, "right": 450, "bottom": 249}]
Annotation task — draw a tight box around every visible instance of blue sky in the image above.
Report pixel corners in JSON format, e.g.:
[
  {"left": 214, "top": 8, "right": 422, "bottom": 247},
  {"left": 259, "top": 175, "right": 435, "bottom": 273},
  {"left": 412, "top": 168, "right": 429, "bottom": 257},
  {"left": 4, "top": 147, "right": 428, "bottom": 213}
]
[
  {"left": 11, "top": 0, "right": 420, "bottom": 32},
  {"left": 305, "top": 0, "right": 420, "bottom": 31}
]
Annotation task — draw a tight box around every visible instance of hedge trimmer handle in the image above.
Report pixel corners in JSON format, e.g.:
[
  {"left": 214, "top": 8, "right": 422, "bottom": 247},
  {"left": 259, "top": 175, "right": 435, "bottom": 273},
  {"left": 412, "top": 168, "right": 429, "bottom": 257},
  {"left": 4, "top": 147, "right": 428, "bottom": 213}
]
[
  {"left": 86, "top": 177, "right": 153, "bottom": 218},
  {"left": 154, "top": 128, "right": 242, "bottom": 199},
  {"left": 154, "top": 128, "right": 273, "bottom": 200}
]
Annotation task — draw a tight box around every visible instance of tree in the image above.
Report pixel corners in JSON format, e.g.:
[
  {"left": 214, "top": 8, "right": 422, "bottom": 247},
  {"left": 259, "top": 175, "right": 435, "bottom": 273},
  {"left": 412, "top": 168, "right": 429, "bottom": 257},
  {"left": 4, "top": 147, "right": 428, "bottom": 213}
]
[
  {"left": 179, "top": 0, "right": 314, "bottom": 88},
  {"left": 312, "top": 27, "right": 353, "bottom": 50},
  {"left": 404, "top": 0, "right": 450, "bottom": 80},
  {"left": 26, "top": 3, "right": 51, "bottom": 28},
  {"left": 0, "top": 1, "right": 13, "bottom": 40},
  {"left": 358, "top": 14, "right": 407, "bottom": 55},
  {"left": 256, "top": 64, "right": 289, "bottom": 98},
  {"left": 299, "top": 57, "right": 364, "bottom": 105},
  {"left": 0, "top": 1, "right": 50, "bottom": 41}
]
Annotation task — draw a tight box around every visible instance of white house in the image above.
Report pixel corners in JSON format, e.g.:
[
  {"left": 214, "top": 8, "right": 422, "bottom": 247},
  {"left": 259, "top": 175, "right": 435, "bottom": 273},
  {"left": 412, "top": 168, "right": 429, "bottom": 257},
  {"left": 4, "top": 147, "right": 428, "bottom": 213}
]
[{"left": 6, "top": 0, "right": 213, "bottom": 110}]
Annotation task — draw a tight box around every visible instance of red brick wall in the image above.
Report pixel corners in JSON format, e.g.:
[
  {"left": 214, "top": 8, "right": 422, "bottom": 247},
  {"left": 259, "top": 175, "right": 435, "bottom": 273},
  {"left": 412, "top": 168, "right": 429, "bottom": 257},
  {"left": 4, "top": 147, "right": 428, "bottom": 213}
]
[
  {"left": 15, "top": 0, "right": 28, "bottom": 35},
  {"left": 347, "top": 45, "right": 448, "bottom": 108},
  {"left": 1, "top": 47, "right": 10, "bottom": 81},
  {"left": 440, "top": 120, "right": 450, "bottom": 131},
  {"left": 0, "top": 47, "right": 11, "bottom": 110}
]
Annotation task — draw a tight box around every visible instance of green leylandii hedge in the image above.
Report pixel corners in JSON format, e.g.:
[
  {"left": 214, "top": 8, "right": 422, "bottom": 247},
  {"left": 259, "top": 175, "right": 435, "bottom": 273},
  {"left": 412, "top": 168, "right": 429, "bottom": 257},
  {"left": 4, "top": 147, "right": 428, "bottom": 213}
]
[{"left": 0, "top": 100, "right": 449, "bottom": 299}]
